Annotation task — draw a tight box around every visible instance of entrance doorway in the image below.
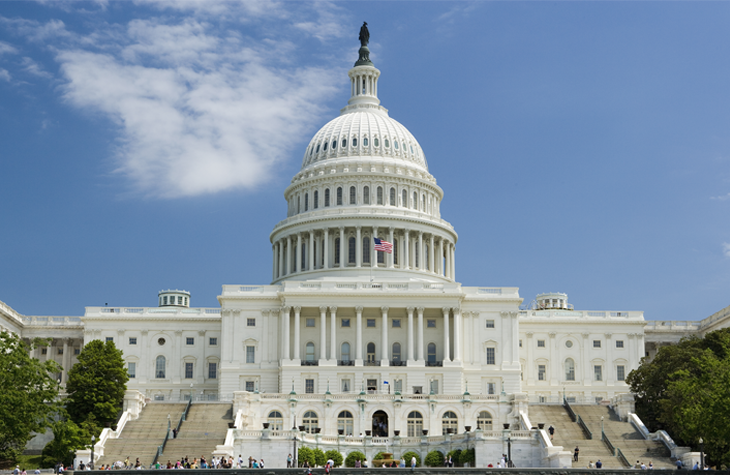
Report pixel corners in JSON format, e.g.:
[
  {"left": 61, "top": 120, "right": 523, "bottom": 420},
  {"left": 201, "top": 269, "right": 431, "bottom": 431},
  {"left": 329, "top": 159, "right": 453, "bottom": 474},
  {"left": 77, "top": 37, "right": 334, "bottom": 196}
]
[{"left": 372, "top": 410, "right": 389, "bottom": 437}]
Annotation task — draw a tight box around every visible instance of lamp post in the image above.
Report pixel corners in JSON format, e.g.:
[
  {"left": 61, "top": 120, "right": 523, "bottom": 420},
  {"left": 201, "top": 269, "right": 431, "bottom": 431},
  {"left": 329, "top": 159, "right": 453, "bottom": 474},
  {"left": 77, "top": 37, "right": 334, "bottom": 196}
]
[
  {"left": 190, "top": 383, "right": 194, "bottom": 402},
  {"left": 699, "top": 437, "right": 704, "bottom": 470},
  {"left": 507, "top": 436, "right": 512, "bottom": 468},
  {"left": 293, "top": 416, "right": 298, "bottom": 468},
  {"left": 90, "top": 435, "right": 96, "bottom": 470}
]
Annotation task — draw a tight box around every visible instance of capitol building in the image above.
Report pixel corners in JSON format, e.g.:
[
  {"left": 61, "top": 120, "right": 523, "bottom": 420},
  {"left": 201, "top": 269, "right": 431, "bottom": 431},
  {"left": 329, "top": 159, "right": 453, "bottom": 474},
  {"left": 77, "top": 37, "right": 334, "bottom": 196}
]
[{"left": 2, "top": 30, "right": 728, "bottom": 468}]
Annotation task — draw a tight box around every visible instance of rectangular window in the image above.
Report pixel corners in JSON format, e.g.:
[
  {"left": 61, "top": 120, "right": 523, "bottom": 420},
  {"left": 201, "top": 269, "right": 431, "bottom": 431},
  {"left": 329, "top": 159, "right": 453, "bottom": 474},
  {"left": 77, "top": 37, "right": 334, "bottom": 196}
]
[
  {"left": 519, "top": 339, "right": 522, "bottom": 347},
  {"left": 247, "top": 318, "right": 256, "bottom": 327},
  {"left": 485, "top": 319, "right": 495, "bottom": 328},
  {"left": 538, "top": 364, "right": 546, "bottom": 381},
  {"left": 74, "top": 348, "right": 80, "bottom": 355},
  {"left": 366, "top": 318, "right": 376, "bottom": 328},
  {"left": 392, "top": 319, "right": 401, "bottom": 328},
  {"left": 128, "top": 362, "right": 136, "bottom": 379},
  {"left": 208, "top": 362, "right": 217, "bottom": 379},
  {"left": 427, "top": 319, "right": 436, "bottom": 328},
  {"left": 367, "top": 379, "right": 377, "bottom": 392},
  {"left": 245, "top": 381, "right": 255, "bottom": 392},
  {"left": 41, "top": 348, "right": 47, "bottom": 355},
  {"left": 394, "top": 379, "right": 402, "bottom": 392},
  {"left": 413, "top": 386, "right": 423, "bottom": 395},
  {"left": 246, "top": 346, "right": 255, "bottom": 364},
  {"left": 487, "top": 382, "right": 495, "bottom": 395},
  {"left": 341, "top": 379, "right": 351, "bottom": 392},
  {"left": 186, "top": 337, "right": 195, "bottom": 345},
  {"left": 128, "top": 337, "right": 137, "bottom": 345},
  {"left": 105, "top": 337, "right": 113, "bottom": 343},
  {"left": 617, "top": 365, "right": 625, "bottom": 381},
  {"left": 486, "top": 347, "right": 496, "bottom": 365},
  {"left": 305, "top": 379, "right": 315, "bottom": 394},
  {"left": 537, "top": 340, "right": 545, "bottom": 348},
  {"left": 209, "top": 337, "right": 218, "bottom": 346},
  {"left": 58, "top": 348, "right": 63, "bottom": 355},
  {"left": 594, "top": 365, "right": 603, "bottom": 381},
  {"left": 593, "top": 340, "right": 601, "bottom": 348},
  {"left": 341, "top": 318, "right": 350, "bottom": 327},
  {"left": 616, "top": 340, "right": 624, "bottom": 348},
  {"left": 306, "top": 318, "right": 315, "bottom": 327},
  {"left": 184, "top": 362, "right": 194, "bottom": 379}
]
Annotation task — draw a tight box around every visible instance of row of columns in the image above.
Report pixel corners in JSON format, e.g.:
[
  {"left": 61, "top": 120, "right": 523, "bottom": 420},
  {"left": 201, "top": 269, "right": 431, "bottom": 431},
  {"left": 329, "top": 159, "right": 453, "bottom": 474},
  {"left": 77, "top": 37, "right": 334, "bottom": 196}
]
[
  {"left": 272, "top": 227, "right": 456, "bottom": 280},
  {"left": 278, "top": 306, "right": 463, "bottom": 364},
  {"left": 27, "top": 337, "right": 78, "bottom": 384}
]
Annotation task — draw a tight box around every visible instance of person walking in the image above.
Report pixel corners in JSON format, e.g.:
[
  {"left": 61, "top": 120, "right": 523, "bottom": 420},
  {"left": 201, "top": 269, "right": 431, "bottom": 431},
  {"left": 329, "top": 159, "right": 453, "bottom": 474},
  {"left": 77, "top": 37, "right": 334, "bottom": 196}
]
[
  {"left": 548, "top": 425, "right": 555, "bottom": 440},
  {"left": 287, "top": 454, "right": 292, "bottom": 468},
  {"left": 574, "top": 446, "right": 580, "bottom": 462},
  {"left": 410, "top": 456, "right": 416, "bottom": 471}
]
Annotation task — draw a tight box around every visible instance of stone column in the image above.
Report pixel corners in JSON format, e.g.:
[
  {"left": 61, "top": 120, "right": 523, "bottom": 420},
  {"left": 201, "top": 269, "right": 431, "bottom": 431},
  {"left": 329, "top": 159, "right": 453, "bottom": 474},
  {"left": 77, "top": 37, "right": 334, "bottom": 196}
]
[
  {"left": 278, "top": 240, "right": 284, "bottom": 278},
  {"left": 330, "top": 306, "right": 337, "bottom": 361},
  {"left": 439, "top": 239, "right": 444, "bottom": 276},
  {"left": 407, "top": 307, "right": 415, "bottom": 362},
  {"left": 442, "top": 307, "right": 451, "bottom": 362},
  {"left": 429, "top": 235, "right": 435, "bottom": 273},
  {"left": 404, "top": 230, "right": 410, "bottom": 269},
  {"left": 451, "top": 243, "right": 456, "bottom": 280},
  {"left": 339, "top": 227, "right": 345, "bottom": 268},
  {"left": 319, "top": 306, "right": 328, "bottom": 360},
  {"left": 309, "top": 231, "right": 315, "bottom": 271},
  {"left": 272, "top": 244, "right": 277, "bottom": 280},
  {"left": 281, "top": 307, "right": 291, "bottom": 360},
  {"left": 389, "top": 227, "right": 395, "bottom": 268},
  {"left": 296, "top": 234, "right": 303, "bottom": 273},
  {"left": 380, "top": 306, "right": 389, "bottom": 364},
  {"left": 294, "top": 306, "right": 301, "bottom": 361},
  {"left": 417, "top": 307, "right": 425, "bottom": 361},
  {"left": 356, "top": 226, "right": 362, "bottom": 267},
  {"left": 355, "top": 306, "right": 364, "bottom": 363},
  {"left": 323, "top": 228, "right": 330, "bottom": 269},
  {"left": 453, "top": 308, "right": 462, "bottom": 363}
]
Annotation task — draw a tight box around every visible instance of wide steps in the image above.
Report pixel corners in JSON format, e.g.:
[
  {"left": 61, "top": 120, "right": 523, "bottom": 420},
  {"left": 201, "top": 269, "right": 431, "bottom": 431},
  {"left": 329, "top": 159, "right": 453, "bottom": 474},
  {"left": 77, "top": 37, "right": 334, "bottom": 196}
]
[{"left": 162, "top": 404, "right": 233, "bottom": 461}]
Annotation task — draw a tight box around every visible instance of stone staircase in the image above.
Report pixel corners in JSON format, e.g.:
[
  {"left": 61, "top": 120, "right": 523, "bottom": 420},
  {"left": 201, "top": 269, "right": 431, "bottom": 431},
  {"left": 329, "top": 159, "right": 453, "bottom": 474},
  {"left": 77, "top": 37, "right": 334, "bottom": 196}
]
[
  {"left": 573, "top": 405, "right": 675, "bottom": 470},
  {"left": 97, "top": 403, "right": 187, "bottom": 468},
  {"left": 527, "top": 405, "right": 622, "bottom": 469},
  {"left": 162, "top": 403, "right": 233, "bottom": 463}
]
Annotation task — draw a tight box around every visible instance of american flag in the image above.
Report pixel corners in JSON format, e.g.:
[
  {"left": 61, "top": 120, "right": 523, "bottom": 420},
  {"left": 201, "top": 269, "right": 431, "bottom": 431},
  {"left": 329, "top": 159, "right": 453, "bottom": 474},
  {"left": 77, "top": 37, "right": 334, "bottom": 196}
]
[{"left": 374, "top": 237, "right": 393, "bottom": 253}]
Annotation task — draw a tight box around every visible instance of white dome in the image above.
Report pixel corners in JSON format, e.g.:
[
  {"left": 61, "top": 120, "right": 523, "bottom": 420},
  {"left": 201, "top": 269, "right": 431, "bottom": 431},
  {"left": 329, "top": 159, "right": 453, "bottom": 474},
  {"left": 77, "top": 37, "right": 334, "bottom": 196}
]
[{"left": 301, "top": 111, "right": 428, "bottom": 172}]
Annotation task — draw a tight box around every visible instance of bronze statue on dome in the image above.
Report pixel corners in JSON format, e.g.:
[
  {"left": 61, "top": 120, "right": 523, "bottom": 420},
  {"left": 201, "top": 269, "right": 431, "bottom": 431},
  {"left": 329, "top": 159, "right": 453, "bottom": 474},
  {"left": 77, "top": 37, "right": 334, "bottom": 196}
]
[{"left": 359, "top": 22, "right": 369, "bottom": 47}]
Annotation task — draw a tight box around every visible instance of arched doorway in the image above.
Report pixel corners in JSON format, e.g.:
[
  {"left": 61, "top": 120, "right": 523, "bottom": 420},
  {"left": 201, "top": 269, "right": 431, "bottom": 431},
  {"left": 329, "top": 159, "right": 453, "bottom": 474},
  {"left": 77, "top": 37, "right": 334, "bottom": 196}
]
[{"left": 372, "top": 410, "right": 389, "bottom": 437}]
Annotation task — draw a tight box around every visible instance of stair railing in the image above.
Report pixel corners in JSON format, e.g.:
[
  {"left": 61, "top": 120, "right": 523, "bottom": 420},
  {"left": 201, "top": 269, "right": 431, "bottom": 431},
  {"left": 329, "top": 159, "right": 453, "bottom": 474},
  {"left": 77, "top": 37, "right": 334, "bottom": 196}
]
[
  {"left": 177, "top": 398, "right": 192, "bottom": 431},
  {"left": 601, "top": 429, "right": 616, "bottom": 455},
  {"left": 616, "top": 447, "right": 631, "bottom": 468},
  {"left": 576, "top": 415, "right": 593, "bottom": 440},
  {"left": 153, "top": 425, "right": 170, "bottom": 466},
  {"left": 563, "top": 396, "right": 577, "bottom": 422}
]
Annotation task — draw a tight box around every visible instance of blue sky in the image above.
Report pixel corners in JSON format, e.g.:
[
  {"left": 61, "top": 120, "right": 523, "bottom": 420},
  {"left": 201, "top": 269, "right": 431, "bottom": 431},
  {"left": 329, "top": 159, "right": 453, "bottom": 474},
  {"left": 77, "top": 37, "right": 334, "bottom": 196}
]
[{"left": 1, "top": 1, "right": 729, "bottom": 321}]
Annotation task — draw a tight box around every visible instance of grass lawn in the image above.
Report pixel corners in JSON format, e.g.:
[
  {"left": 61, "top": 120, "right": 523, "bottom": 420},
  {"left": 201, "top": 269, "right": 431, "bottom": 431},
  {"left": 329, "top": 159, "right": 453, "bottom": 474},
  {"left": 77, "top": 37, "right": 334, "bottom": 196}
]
[{"left": 16, "top": 455, "right": 44, "bottom": 469}]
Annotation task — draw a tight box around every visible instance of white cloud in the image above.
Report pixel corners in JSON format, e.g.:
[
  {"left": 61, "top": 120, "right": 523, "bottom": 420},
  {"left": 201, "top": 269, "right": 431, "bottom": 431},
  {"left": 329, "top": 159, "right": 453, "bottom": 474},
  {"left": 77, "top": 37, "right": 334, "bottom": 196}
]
[
  {"left": 0, "top": 68, "right": 10, "bottom": 81},
  {"left": 711, "top": 193, "right": 730, "bottom": 201},
  {"left": 724, "top": 243, "right": 730, "bottom": 258},
  {"left": 0, "top": 41, "right": 18, "bottom": 56},
  {"left": 21, "top": 57, "right": 52, "bottom": 78},
  {"left": 4, "top": 4, "right": 352, "bottom": 198}
]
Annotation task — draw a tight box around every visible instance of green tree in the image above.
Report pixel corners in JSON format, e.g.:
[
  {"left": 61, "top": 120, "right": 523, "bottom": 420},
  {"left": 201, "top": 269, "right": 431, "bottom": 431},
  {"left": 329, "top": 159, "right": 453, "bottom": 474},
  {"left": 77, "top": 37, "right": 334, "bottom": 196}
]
[
  {"left": 41, "top": 419, "right": 88, "bottom": 468},
  {"left": 65, "top": 340, "right": 128, "bottom": 432},
  {"left": 447, "top": 449, "right": 462, "bottom": 466},
  {"left": 400, "top": 451, "right": 420, "bottom": 467},
  {"left": 324, "top": 449, "right": 343, "bottom": 467},
  {"left": 458, "top": 448, "right": 475, "bottom": 466},
  {"left": 313, "top": 448, "right": 326, "bottom": 467},
  {"left": 298, "top": 447, "right": 314, "bottom": 467},
  {"left": 0, "top": 332, "right": 61, "bottom": 464},
  {"left": 344, "top": 451, "right": 366, "bottom": 467},
  {"left": 424, "top": 450, "right": 444, "bottom": 467}
]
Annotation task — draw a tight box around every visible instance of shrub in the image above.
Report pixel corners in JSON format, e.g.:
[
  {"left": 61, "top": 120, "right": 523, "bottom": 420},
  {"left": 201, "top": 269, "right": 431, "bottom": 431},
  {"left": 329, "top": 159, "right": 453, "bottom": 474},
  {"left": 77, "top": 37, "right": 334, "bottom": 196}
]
[
  {"left": 459, "top": 448, "right": 475, "bottom": 466},
  {"left": 400, "top": 451, "right": 421, "bottom": 467},
  {"left": 344, "top": 451, "right": 366, "bottom": 468},
  {"left": 324, "top": 450, "right": 343, "bottom": 467},
  {"left": 425, "top": 450, "right": 444, "bottom": 467},
  {"left": 298, "top": 447, "right": 314, "bottom": 467},
  {"left": 313, "top": 448, "right": 326, "bottom": 467}
]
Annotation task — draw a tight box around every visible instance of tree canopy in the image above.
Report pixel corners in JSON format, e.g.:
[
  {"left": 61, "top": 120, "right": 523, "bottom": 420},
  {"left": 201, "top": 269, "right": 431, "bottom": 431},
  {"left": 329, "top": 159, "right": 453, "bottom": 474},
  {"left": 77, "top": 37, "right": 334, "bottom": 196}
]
[
  {"left": 0, "top": 331, "right": 61, "bottom": 464},
  {"left": 626, "top": 327, "right": 730, "bottom": 468},
  {"left": 65, "top": 339, "right": 128, "bottom": 435}
]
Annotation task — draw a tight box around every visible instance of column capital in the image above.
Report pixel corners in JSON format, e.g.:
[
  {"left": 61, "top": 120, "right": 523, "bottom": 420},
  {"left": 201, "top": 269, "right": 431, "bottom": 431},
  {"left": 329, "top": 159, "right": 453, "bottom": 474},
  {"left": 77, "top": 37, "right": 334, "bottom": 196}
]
[
  {"left": 380, "top": 306, "right": 389, "bottom": 313},
  {"left": 261, "top": 309, "right": 270, "bottom": 317},
  {"left": 294, "top": 306, "right": 302, "bottom": 313},
  {"left": 525, "top": 331, "right": 534, "bottom": 337},
  {"left": 198, "top": 330, "right": 206, "bottom": 336},
  {"left": 339, "top": 226, "right": 345, "bottom": 231},
  {"left": 356, "top": 225, "right": 361, "bottom": 231},
  {"left": 355, "top": 306, "right": 364, "bottom": 313},
  {"left": 282, "top": 306, "right": 291, "bottom": 313},
  {"left": 451, "top": 307, "right": 460, "bottom": 315},
  {"left": 442, "top": 307, "right": 450, "bottom": 316},
  {"left": 320, "top": 305, "right": 328, "bottom": 313},
  {"left": 329, "top": 306, "right": 338, "bottom": 313},
  {"left": 604, "top": 332, "right": 612, "bottom": 338},
  {"left": 407, "top": 306, "right": 415, "bottom": 314},
  {"left": 548, "top": 331, "right": 557, "bottom": 338},
  {"left": 141, "top": 330, "right": 149, "bottom": 335},
  {"left": 582, "top": 332, "right": 590, "bottom": 338},
  {"left": 117, "top": 329, "right": 125, "bottom": 335},
  {"left": 174, "top": 330, "right": 183, "bottom": 335},
  {"left": 417, "top": 307, "right": 425, "bottom": 314}
]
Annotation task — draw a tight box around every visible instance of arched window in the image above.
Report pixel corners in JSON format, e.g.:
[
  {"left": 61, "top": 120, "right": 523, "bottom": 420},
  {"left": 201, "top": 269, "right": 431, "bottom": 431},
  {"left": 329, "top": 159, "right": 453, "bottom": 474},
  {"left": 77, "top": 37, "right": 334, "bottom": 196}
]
[
  {"left": 268, "top": 411, "right": 283, "bottom": 430},
  {"left": 363, "top": 237, "right": 370, "bottom": 264},
  {"left": 392, "top": 343, "right": 401, "bottom": 363},
  {"left": 407, "top": 411, "right": 423, "bottom": 437},
  {"left": 334, "top": 238, "right": 340, "bottom": 265},
  {"left": 377, "top": 186, "right": 383, "bottom": 205},
  {"left": 348, "top": 237, "right": 356, "bottom": 264},
  {"left": 367, "top": 342, "right": 376, "bottom": 363},
  {"left": 363, "top": 137, "right": 368, "bottom": 146},
  {"left": 155, "top": 355, "right": 166, "bottom": 379},
  {"left": 402, "top": 189, "right": 407, "bottom": 207},
  {"left": 353, "top": 137, "right": 357, "bottom": 147},
  {"left": 565, "top": 358, "right": 575, "bottom": 381},
  {"left": 390, "top": 187, "right": 396, "bottom": 205},
  {"left": 341, "top": 342, "right": 351, "bottom": 362},
  {"left": 363, "top": 186, "right": 370, "bottom": 205},
  {"left": 332, "top": 140, "right": 336, "bottom": 150},
  {"left": 336, "top": 187, "right": 343, "bottom": 206},
  {"left": 304, "top": 193, "right": 309, "bottom": 211},
  {"left": 314, "top": 190, "right": 319, "bottom": 209},
  {"left": 324, "top": 189, "right": 330, "bottom": 207},
  {"left": 413, "top": 191, "right": 417, "bottom": 209},
  {"left": 377, "top": 246, "right": 384, "bottom": 264},
  {"left": 421, "top": 195, "right": 425, "bottom": 211},
  {"left": 374, "top": 137, "right": 379, "bottom": 147},
  {"left": 337, "top": 410, "right": 354, "bottom": 436},
  {"left": 385, "top": 138, "right": 390, "bottom": 148},
  {"left": 306, "top": 342, "right": 315, "bottom": 362},
  {"left": 393, "top": 238, "right": 399, "bottom": 265},
  {"left": 316, "top": 144, "right": 320, "bottom": 153},
  {"left": 303, "top": 411, "right": 318, "bottom": 434},
  {"left": 477, "top": 411, "right": 493, "bottom": 430},
  {"left": 323, "top": 141, "right": 328, "bottom": 151},
  {"left": 349, "top": 186, "right": 356, "bottom": 205},
  {"left": 394, "top": 140, "right": 399, "bottom": 150},
  {"left": 342, "top": 139, "right": 347, "bottom": 148},
  {"left": 427, "top": 343, "right": 436, "bottom": 363},
  {"left": 442, "top": 411, "right": 458, "bottom": 435}
]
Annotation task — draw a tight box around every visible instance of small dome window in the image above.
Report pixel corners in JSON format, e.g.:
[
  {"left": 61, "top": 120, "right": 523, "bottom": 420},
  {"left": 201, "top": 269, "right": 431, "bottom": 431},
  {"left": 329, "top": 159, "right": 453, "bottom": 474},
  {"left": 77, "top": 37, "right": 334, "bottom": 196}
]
[
  {"left": 342, "top": 139, "right": 347, "bottom": 148},
  {"left": 410, "top": 145, "right": 414, "bottom": 154},
  {"left": 385, "top": 139, "right": 390, "bottom": 148},
  {"left": 374, "top": 138, "right": 379, "bottom": 147},
  {"left": 394, "top": 141, "right": 399, "bottom": 150},
  {"left": 316, "top": 144, "right": 320, "bottom": 153},
  {"left": 323, "top": 142, "right": 328, "bottom": 151},
  {"left": 363, "top": 137, "right": 368, "bottom": 146},
  {"left": 332, "top": 140, "right": 337, "bottom": 149},
  {"left": 353, "top": 137, "right": 358, "bottom": 147}
]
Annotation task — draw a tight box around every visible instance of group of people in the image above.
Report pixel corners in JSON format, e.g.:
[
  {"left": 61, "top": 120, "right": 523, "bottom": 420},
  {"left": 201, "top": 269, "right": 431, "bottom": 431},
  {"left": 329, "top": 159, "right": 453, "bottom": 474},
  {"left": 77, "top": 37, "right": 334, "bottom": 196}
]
[{"left": 486, "top": 454, "right": 511, "bottom": 468}]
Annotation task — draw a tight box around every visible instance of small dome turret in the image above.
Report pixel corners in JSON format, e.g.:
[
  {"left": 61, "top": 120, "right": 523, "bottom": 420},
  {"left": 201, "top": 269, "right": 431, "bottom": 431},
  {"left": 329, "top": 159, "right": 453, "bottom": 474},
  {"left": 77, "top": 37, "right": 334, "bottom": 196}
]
[{"left": 158, "top": 290, "right": 191, "bottom": 307}]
